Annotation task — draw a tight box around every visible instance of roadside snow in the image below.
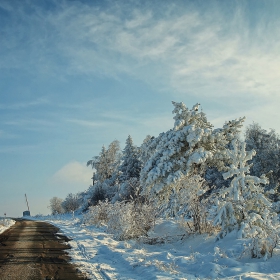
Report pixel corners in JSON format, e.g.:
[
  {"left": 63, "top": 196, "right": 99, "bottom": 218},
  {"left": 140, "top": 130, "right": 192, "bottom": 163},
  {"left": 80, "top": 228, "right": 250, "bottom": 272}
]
[
  {"left": 0, "top": 218, "right": 15, "bottom": 234},
  {"left": 34, "top": 215, "right": 280, "bottom": 280}
]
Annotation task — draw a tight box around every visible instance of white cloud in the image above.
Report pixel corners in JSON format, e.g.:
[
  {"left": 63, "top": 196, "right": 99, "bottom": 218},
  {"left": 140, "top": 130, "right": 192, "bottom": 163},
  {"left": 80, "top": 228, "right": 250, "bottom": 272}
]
[{"left": 51, "top": 161, "right": 93, "bottom": 186}]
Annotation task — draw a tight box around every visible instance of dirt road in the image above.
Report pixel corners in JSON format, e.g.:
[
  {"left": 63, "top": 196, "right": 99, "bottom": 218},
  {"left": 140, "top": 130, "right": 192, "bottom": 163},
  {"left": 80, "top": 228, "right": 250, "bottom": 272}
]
[{"left": 0, "top": 219, "right": 88, "bottom": 280}]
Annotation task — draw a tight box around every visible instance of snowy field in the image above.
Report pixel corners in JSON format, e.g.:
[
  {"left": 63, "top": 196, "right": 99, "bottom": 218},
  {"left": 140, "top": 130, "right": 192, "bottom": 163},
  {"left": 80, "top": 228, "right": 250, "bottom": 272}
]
[
  {"left": 30, "top": 214, "right": 280, "bottom": 280},
  {"left": 0, "top": 218, "right": 15, "bottom": 235}
]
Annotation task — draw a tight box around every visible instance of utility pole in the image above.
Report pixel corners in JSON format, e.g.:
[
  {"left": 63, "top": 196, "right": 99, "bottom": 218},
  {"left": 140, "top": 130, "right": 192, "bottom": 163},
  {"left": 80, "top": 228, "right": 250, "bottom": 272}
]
[
  {"left": 25, "top": 194, "right": 30, "bottom": 212},
  {"left": 23, "top": 194, "right": 31, "bottom": 216}
]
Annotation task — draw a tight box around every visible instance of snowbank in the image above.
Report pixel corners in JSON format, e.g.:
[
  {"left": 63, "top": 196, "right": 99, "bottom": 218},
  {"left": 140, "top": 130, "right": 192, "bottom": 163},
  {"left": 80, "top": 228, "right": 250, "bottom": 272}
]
[
  {"left": 33, "top": 215, "right": 280, "bottom": 279},
  {"left": 0, "top": 218, "right": 15, "bottom": 234}
]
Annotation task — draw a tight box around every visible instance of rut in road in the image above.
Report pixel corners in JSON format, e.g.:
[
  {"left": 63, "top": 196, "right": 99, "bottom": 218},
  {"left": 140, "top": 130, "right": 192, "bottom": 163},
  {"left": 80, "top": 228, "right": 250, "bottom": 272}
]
[{"left": 0, "top": 219, "right": 88, "bottom": 280}]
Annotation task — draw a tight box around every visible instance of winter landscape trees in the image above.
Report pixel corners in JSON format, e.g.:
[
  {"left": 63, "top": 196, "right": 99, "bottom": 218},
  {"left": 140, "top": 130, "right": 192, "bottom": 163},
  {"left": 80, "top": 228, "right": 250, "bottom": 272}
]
[
  {"left": 51, "top": 101, "right": 280, "bottom": 261},
  {"left": 48, "top": 197, "right": 64, "bottom": 215}
]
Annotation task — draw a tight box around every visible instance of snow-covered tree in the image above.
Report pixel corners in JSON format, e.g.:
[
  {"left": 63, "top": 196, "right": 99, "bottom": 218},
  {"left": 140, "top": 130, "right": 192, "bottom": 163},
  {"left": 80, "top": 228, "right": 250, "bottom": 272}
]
[
  {"left": 214, "top": 139, "right": 279, "bottom": 259},
  {"left": 119, "top": 135, "right": 141, "bottom": 182},
  {"left": 49, "top": 197, "right": 64, "bottom": 215},
  {"left": 87, "top": 146, "right": 107, "bottom": 183},
  {"left": 62, "top": 193, "right": 80, "bottom": 213},
  {"left": 140, "top": 102, "right": 245, "bottom": 204},
  {"left": 245, "top": 123, "right": 280, "bottom": 189},
  {"left": 139, "top": 135, "right": 157, "bottom": 166},
  {"left": 86, "top": 140, "right": 122, "bottom": 204},
  {"left": 87, "top": 140, "right": 121, "bottom": 183},
  {"left": 106, "top": 140, "right": 122, "bottom": 180}
]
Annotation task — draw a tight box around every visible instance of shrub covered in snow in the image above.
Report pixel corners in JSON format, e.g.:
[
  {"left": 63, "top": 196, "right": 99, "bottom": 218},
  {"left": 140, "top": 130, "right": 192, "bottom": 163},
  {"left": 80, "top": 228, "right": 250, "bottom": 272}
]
[
  {"left": 89, "top": 183, "right": 107, "bottom": 206},
  {"left": 62, "top": 193, "right": 81, "bottom": 213},
  {"left": 214, "top": 139, "right": 280, "bottom": 260},
  {"left": 83, "top": 199, "right": 110, "bottom": 226},
  {"left": 107, "top": 200, "right": 155, "bottom": 240},
  {"left": 172, "top": 175, "right": 216, "bottom": 234},
  {"left": 49, "top": 197, "right": 64, "bottom": 215},
  {"left": 83, "top": 199, "right": 155, "bottom": 240}
]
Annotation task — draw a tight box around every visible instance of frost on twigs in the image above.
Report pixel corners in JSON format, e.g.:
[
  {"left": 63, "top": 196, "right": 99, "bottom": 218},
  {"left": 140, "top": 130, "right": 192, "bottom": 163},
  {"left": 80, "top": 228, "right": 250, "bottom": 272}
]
[
  {"left": 107, "top": 200, "right": 155, "bottom": 240},
  {"left": 173, "top": 175, "right": 217, "bottom": 234},
  {"left": 83, "top": 199, "right": 155, "bottom": 241},
  {"left": 214, "top": 139, "right": 280, "bottom": 260},
  {"left": 83, "top": 199, "right": 110, "bottom": 227}
]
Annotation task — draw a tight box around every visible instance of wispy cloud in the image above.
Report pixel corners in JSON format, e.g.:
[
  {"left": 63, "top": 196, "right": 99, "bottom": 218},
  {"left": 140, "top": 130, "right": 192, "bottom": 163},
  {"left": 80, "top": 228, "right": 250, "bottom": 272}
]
[
  {"left": 2, "top": 0, "right": 280, "bottom": 101},
  {"left": 1, "top": 0, "right": 280, "bottom": 131},
  {"left": 0, "top": 98, "right": 49, "bottom": 110},
  {"left": 0, "top": 129, "right": 17, "bottom": 139},
  {"left": 0, "top": 143, "right": 41, "bottom": 154},
  {"left": 66, "top": 119, "right": 109, "bottom": 127},
  {"left": 41, "top": 1, "right": 280, "bottom": 101},
  {"left": 4, "top": 118, "right": 55, "bottom": 127}
]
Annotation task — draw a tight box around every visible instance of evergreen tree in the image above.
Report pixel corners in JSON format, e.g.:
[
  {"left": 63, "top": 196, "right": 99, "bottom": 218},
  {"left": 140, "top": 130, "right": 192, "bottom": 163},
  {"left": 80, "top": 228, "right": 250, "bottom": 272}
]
[
  {"left": 214, "top": 140, "right": 279, "bottom": 259},
  {"left": 119, "top": 135, "right": 141, "bottom": 182},
  {"left": 87, "top": 140, "right": 121, "bottom": 183},
  {"left": 139, "top": 135, "right": 157, "bottom": 166},
  {"left": 106, "top": 140, "right": 122, "bottom": 180},
  {"left": 140, "top": 101, "right": 245, "bottom": 203}
]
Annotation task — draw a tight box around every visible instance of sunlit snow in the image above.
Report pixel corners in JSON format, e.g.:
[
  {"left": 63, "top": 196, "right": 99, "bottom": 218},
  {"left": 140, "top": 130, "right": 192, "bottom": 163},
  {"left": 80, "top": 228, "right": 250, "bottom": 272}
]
[{"left": 26, "top": 215, "right": 280, "bottom": 280}]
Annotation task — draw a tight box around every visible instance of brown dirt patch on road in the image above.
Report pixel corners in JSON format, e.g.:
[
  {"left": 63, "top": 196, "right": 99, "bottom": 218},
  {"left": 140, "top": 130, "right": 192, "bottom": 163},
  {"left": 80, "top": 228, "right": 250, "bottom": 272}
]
[{"left": 0, "top": 219, "right": 88, "bottom": 280}]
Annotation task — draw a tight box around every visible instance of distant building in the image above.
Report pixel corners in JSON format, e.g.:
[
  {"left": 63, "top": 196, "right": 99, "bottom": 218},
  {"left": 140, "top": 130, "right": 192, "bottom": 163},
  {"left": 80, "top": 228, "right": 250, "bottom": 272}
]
[{"left": 23, "top": 211, "right": 30, "bottom": 216}]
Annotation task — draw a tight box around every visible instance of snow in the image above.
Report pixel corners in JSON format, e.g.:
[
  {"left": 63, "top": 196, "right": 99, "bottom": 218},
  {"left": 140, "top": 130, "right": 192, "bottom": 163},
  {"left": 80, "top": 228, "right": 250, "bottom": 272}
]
[
  {"left": 0, "top": 218, "right": 15, "bottom": 234},
  {"left": 32, "top": 214, "right": 280, "bottom": 280}
]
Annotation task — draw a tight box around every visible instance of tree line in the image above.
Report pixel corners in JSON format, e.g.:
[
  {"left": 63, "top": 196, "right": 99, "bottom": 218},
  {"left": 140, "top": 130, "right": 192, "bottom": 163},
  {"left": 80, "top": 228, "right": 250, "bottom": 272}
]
[{"left": 49, "top": 101, "right": 280, "bottom": 259}]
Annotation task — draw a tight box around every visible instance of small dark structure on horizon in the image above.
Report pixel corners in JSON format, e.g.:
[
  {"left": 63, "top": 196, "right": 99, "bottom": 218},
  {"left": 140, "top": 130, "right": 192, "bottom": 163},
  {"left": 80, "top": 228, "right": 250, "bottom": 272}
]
[
  {"left": 23, "top": 210, "right": 30, "bottom": 216},
  {"left": 23, "top": 194, "right": 31, "bottom": 217}
]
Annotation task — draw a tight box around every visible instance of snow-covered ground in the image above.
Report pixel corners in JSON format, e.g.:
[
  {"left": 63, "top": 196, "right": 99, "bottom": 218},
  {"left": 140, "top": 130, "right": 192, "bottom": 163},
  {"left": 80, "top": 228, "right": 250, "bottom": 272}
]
[
  {"left": 0, "top": 218, "right": 15, "bottom": 234},
  {"left": 32, "top": 214, "right": 280, "bottom": 280}
]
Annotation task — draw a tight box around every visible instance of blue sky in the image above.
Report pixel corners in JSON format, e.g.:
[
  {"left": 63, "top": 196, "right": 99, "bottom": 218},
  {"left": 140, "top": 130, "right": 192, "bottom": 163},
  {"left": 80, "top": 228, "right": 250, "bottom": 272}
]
[{"left": 1, "top": 0, "right": 280, "bottom": 217}]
